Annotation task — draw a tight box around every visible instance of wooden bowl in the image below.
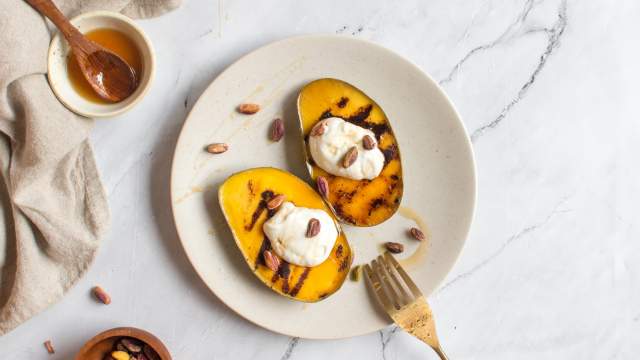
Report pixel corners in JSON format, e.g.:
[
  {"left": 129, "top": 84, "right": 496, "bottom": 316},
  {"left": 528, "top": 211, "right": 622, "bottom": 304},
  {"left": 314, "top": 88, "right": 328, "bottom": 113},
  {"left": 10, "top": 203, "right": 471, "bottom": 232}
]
[{"left": 75, "top": 327, "right": 171, "bottom": 360}]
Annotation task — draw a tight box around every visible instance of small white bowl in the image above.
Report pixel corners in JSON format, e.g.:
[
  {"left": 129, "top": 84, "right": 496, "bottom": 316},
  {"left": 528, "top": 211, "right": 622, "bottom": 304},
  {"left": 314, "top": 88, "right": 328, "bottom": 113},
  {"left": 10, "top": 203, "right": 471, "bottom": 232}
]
[{"left": 47, "top": 11, "right": 155, "bottom": 118}]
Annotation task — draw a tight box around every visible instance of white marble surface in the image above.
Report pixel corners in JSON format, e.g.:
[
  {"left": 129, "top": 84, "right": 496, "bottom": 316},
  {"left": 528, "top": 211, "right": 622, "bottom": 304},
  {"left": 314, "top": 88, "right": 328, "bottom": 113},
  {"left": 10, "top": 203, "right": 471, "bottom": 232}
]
[{"left": 2, "top": 0, "right": 639, "bottom": 358}]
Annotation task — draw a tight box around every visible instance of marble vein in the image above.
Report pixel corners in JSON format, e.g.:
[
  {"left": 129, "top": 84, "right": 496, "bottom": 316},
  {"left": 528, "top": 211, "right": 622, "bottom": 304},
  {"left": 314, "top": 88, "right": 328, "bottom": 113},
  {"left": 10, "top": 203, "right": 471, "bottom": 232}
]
[
  {"left": 195, "top": 28, "right": 214, "bottom": 39},
  {"left": 439, "top": 0, "right": 536, "bottom": 86},
  {"left": 336, "top": 25, "right": 348, "bottom": 34},
  {"left": 437, "top": 197, "right": 571, "bottom": 294},
  {"left": 380, "top": 326, "right": 399, "bottom": 360},
  {"left": 279, "top": 337, "right": 300, "bottom": 360},
  {"left": 335, "top": 25, "right": 364, "bottom": 35},
  {"left": 470, "top": 0, "right": 568, "bottom": 142},
  {"left": 184, "top": 82, "right": 195, "bottom": 110}
]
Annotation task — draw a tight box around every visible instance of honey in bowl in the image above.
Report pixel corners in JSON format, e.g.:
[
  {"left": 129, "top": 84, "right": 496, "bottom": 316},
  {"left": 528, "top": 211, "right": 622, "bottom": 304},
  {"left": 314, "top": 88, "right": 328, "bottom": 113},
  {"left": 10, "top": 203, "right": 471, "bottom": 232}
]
[{"left": 67, "top": 28, "right": 142, "bottom": 103}]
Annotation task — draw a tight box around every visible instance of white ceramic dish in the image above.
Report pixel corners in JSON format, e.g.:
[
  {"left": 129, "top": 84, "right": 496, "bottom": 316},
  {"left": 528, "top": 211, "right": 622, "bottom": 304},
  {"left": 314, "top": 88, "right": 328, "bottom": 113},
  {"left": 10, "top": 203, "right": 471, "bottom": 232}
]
[
  {"left": 47, "top": 11, "right": 155, "bottom": 118},
  {"left": 170, "top": 35, "right": 476, "bottom": 339}
]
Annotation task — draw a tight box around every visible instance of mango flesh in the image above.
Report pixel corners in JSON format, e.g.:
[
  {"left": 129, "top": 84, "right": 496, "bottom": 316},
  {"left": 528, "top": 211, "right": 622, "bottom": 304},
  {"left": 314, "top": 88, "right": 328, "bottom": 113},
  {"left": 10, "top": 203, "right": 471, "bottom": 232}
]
[
  {"left": 297, "top": 78, "right": 403, "bottom": 226},
  {"left": 218, "top": 167, "right": 352, "bottom": 302}
]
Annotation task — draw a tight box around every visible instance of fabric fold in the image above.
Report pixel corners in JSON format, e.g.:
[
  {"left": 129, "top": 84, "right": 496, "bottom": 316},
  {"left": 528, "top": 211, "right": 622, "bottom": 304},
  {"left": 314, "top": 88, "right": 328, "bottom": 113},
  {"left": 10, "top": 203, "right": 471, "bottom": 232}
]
[{"left": 0, "top": 0, "right": 180, "bottom": 336}]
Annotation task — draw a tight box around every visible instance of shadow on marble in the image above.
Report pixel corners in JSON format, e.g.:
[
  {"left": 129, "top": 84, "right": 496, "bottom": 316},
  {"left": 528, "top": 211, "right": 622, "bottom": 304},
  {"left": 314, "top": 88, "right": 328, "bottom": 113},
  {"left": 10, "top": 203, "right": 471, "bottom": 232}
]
[
  {"left": 147, "top": 72, "right": 229, "bottom": 314},
  {"left": 146, "top": 39, "right": 293, "bottom": 326}
]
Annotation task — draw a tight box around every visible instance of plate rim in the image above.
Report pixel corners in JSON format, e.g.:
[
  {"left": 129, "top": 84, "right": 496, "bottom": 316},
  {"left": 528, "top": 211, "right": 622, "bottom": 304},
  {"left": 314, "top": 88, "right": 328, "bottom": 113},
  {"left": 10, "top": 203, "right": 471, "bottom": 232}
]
[{"left": 169, "top": 34, "right": 477, "bottom": 339}]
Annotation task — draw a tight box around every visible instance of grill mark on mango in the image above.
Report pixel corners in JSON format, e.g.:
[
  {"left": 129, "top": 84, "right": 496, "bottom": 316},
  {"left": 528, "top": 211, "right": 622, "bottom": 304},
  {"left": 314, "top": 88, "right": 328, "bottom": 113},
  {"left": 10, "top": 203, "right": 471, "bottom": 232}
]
[
  {"left": 339, "top": 255, "right": 350, "bottom": 272},
  {"left": 271, "top": 262, "right": 291, "bottom": 294},
  {"left": 278, "top": 262, "right": 291, "bottom": 278},
  {"left": 319, "top": 109, "right": 333, "bottom": 120},
  {"left": 289, "top": 268, "right": 311, "bottom": 297},
  {"left": 329, "top": 174, "right": 399, "bottom": 225},
  {"left": 247, "top": 180, "right": 256, "bottom": 197},
  {"left": 316, "top": 105, "right": 390, "bottom": 141},
  {"left": 280, "top": 262, "right": 291, "bottom": 294},
  {"left": 335, "top": 188, "right": 357, "bottom": 202},
  {"left": 254, "top": 236, "right": 271, "bottom": 270},
  {"left": 368, "top": 198, "right": 386, "bottom": 216},
  {"left": 346, "top": 104, "right": 373, "bottom": 123},
  {"left": 246, "top": 190, "right": 275, "bottom": 231},
  {"left": 333, "top": 204, "right": 357, "bottom": 225},
  {"left": 335, "top": 244, "right": 344, "bottom": 258},
  {"left": 346, "top": 105, "right": 391, "bottom": 141},
  {"left": 383, "top": 145, "right": 398, "bottom": 165}
]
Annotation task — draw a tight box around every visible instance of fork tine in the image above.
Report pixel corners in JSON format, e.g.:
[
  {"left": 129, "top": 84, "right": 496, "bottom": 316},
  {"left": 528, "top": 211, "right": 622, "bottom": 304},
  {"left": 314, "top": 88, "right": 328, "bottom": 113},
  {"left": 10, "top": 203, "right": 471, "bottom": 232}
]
[
  {"left": 384, "top": 252, "right": 423, "bottom": 298},
  {"left": 363, "top": 264, "right": 394, "bottom": 312},
  {"left": 373, "top": 257, "right": 403, "bottom": 309},
  {"left": 379, "top": 254, "right": 412, "bottom": 302}
]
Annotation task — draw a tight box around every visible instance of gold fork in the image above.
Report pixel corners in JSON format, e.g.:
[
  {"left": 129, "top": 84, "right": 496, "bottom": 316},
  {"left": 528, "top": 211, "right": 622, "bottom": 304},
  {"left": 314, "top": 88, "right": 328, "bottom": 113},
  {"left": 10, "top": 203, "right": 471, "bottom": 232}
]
[{"left": 364, "top": 252, "right": 449, "bottom": 360}]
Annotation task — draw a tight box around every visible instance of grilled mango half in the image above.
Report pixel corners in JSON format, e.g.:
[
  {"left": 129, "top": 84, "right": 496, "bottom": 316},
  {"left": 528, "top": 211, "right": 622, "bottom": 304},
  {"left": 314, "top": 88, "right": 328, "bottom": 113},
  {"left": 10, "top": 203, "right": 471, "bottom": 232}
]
[
  {"left": 297, "top": 78, "right": 403, "bottom": 227},
  {"left": 218, "top": 167, "right": 352, "bottom": 302}
]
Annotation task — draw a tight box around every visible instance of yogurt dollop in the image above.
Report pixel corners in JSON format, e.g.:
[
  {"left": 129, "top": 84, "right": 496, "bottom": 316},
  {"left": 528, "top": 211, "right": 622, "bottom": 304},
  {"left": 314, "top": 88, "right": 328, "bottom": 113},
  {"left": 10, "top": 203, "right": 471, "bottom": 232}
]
[
  {"left": 263, "top": 202, "right": 338, "bottom": 267},
  {"left": 309, "top": 117, "right": 385, "bottom": 180}
]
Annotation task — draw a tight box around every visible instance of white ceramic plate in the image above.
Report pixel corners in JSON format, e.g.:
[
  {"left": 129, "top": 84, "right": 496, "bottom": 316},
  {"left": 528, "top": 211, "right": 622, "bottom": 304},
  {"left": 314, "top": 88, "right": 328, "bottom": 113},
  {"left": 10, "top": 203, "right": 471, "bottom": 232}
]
[{"left": 170, "top": 35, "right": 476, "bottom": 339}]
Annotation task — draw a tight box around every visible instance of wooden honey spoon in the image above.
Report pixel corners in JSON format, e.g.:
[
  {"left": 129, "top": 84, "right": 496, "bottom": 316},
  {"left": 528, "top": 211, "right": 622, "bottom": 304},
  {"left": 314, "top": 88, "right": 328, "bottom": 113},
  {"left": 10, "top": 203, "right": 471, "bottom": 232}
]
[{"left": 26, "top": 0, "right": 138, "bottom": 102}]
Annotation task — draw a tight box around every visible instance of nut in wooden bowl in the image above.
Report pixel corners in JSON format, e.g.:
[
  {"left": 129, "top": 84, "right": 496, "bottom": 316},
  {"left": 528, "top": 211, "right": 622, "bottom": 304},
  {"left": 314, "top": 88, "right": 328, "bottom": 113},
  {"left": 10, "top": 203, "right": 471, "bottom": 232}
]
[{"left": 75, "top": 327, "right": 171, "bottom": 360}]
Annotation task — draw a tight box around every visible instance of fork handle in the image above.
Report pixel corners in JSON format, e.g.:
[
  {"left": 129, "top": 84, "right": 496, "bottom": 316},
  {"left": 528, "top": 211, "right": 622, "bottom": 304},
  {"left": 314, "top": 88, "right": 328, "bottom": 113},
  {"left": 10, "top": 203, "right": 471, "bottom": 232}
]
[{"left": 433, "top": 346, "right": 449, "bottom": 360}]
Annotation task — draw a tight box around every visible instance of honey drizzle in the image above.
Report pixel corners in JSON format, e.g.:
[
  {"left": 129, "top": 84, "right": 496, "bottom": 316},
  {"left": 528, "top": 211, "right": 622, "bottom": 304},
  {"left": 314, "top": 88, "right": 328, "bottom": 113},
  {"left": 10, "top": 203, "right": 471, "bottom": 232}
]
[
  {"left": 66, "top": 28, "right": 142, "bottom": 103},
  {"left": 397, "top": 206, "right": 430, "bottom": 270}
]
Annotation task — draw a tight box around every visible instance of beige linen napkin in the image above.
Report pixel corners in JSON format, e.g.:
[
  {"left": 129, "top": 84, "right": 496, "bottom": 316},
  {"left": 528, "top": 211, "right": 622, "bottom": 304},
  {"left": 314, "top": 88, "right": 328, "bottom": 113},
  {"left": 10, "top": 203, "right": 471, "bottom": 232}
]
[{"left": 0, "top": 0, "right": 180, "bottom": 336}]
